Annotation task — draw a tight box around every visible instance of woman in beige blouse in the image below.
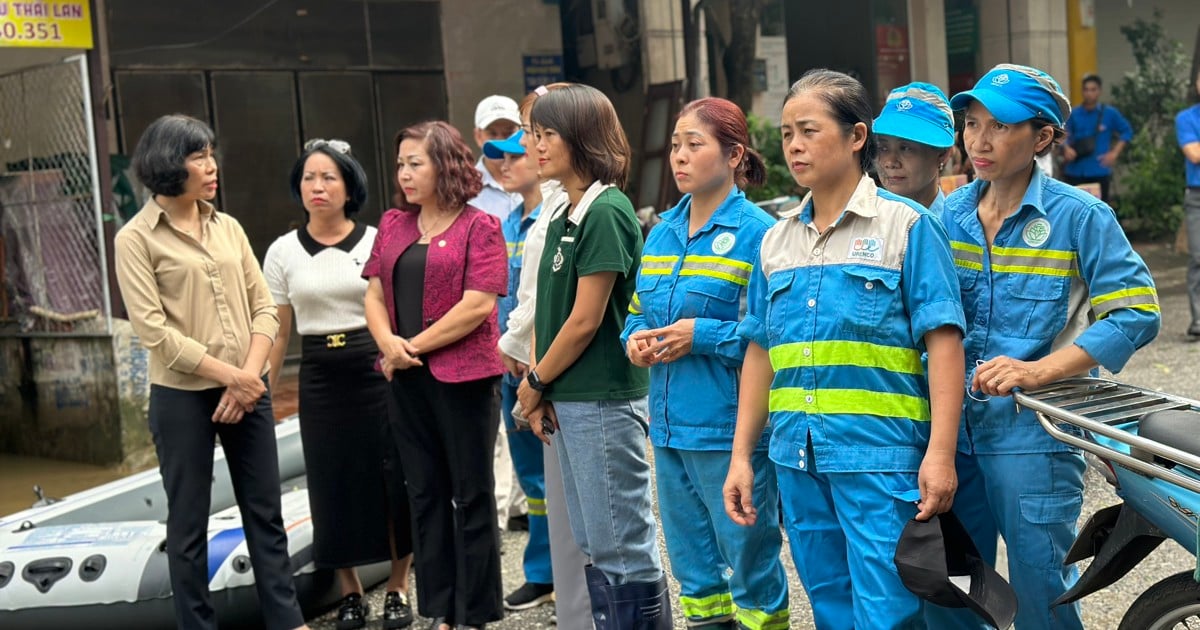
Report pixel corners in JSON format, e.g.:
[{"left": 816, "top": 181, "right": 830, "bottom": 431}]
[{"left": 114, "top": 114, "right": 309, "bottom": 630}]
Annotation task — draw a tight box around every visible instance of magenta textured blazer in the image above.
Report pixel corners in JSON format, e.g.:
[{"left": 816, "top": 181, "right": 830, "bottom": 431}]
[{"left": 363, "top": 205, "right": 507, "bottom": 383}]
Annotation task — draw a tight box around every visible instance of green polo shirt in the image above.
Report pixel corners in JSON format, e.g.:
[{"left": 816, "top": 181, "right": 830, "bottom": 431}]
[{"left": 534, "top": 188, "right": 649, "bottom": 401}]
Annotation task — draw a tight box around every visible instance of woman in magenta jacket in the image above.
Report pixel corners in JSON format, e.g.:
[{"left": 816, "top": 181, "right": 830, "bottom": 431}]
[{"left": 363, "top": 120, "right": 508, "bottom": 630}]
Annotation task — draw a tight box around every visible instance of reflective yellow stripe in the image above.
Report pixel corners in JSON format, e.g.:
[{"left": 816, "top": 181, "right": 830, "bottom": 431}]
[
  {"left": 950, "top": 241, "right": 984, "bottom": 255},
  {"left": 990, "top": 246, "right": 1077, "bottom": 277},
  {"left": 682, "top": 255, "right": 753, "bottom": 271},
  {"left": 526, "top": 497, "right": 546, "bottom": 516},
  {"left": 628, "top": 292, "right": 643, "bottom": 315},
  {"left": 737, "top": 608, "right": 791, "bottom": 630},
  {"left": 640, "top": 254, "right": 678, "bottom": 276},
  {"left": 680, "top": 255, "right": 753, "bottom": 286},
  {"left": 678, "top": 268, "right": 749, "bottom": 286},
  {"left": 991, "top": 245, "right": 1074, "bottom": 260},
  {"left": 990, "top": 263, "right": 1076, "bottom": 277},
  {"left": 679, "top": 592, "right": 734, "bottom": 620},
  {"left": 1090, "top": 286, "right": 1160, "bottom": 318},
  {"left": 769, "top": 340, "right": 922, "bottom": 375},
  {"left": 950, "top": 241, "right": 983, "bottom": 271},
  {"left": 769, "top": 387, "right": 931, "bottom": 421}
]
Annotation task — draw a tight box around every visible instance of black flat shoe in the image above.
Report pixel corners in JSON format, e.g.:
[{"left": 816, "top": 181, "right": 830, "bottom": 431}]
[
  {"left": 383, "top": 590, "right": 414, "bottom": 629},
  {"left": 335, "top": 592, "right": 369, "bottom": 630}
]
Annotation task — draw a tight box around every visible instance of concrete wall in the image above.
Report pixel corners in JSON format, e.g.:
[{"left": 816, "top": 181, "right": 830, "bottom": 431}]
[
  {"left": 0, "top": 320, "right": 152, "bottom": 466},
  {"left": 439, "top": 0, "right": 564, "bottom": 145},
  {"left": 908, "top": 0, "right": 949, "bottom": 88},
  {"left": 1094, "top": 0, "right": 1198, "bottom": 94},
  {"left": 978, "top": 0, "right": 1070, "bottom": 92}
]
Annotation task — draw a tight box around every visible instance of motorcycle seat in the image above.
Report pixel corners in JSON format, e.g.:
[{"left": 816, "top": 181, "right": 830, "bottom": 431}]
[{"left": 1138, "top": 409, "right": 1200, "bottom": 462}]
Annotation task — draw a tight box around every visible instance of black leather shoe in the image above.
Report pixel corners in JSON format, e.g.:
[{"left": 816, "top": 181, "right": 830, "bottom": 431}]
[
  {"left": 335, "top": 592, "right": 369, "bottom": 630},
  {"left": 1187, "top": 323, "right": 1200, "bottom": 341},
  {"left": 383, "top": 590, "right": 414, "bottom": 629}
]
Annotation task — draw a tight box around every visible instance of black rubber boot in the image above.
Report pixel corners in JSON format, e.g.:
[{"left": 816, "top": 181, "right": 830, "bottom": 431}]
[
  {"left": 584, "top": 565, "right": 612, "bottom": 629},
  {"left": 605, "top": 573, "right": 672, "bottom": 629}
]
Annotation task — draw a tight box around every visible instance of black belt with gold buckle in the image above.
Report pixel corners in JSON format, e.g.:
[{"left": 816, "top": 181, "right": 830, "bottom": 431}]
[{"left": 325, "top": 333, "right": 347, "bottom": 349}]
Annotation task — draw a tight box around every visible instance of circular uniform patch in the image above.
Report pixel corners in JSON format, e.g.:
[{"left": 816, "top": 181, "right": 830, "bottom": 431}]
[
  {"left": 1022, "top": 218, "right": 1051, "bottom": 247},
  {"left": 712, "top": 232, "right": 736, "bottom": 255}
]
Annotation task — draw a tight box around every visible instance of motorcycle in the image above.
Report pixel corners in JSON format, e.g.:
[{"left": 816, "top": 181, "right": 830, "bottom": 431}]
[{"left": 1014, "top": 378, "right": 1200, "bottom": 630}]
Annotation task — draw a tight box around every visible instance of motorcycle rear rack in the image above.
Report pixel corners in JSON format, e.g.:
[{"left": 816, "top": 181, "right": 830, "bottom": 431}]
[{"left": 1014, "top": 378, "right": 1200, "bottom": 494}]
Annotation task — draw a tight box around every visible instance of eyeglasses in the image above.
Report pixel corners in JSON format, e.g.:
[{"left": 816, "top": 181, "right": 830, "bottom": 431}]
[{"left": 304, "top": 138, "right": 352, "bottom": 155}]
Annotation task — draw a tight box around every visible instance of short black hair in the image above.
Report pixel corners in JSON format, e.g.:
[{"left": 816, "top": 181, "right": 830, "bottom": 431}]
[
  {"left": 1082, "top": 74, "right": 1102, "bottom": 88},
  {"left": 132, "top": 114, "right": 216, "bottom": 197},
  {"left": 289, "top": 144, "right": 369, "bottom": 217}
]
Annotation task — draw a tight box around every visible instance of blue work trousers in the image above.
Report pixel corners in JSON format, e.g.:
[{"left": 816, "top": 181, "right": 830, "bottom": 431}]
[
  {"left": 655, "top": 447, "right": 789, "bottom": 629},
  {"left": 777, "top": 462, "right": 925, "bottom": 630},
  {"left": 925, "top": 450, "right": 1086, "bottom": 630},
  {"left": 500, "top": 377, "right": 552, "bottom": 584}
]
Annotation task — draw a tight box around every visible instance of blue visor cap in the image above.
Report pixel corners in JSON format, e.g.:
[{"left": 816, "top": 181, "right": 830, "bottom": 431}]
[
  {"left": 950, "top": 64, "right": 1071, "bottom": 126},
  {"left": 483, "top": 129, "right": 526, "bottom": 159},
  {"left": 874, "top": 82, "right": 956, "bottom": 149}
]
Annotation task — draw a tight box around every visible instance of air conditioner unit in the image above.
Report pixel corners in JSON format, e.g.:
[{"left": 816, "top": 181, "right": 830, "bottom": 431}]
[{"left": 577, "top": 0, "right": 636, "bottom": 70}]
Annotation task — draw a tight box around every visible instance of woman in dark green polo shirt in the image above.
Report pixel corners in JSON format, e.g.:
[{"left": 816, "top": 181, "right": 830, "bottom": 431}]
[{"left": 514, "top": 83, "right": 669, "bottom": 629}]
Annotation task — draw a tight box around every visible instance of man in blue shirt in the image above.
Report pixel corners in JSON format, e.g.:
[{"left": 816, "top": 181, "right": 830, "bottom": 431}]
[
  {"left": 1062, "top": 74, "right": 1133, "bottom": 203},
  {"left": 1176, "top": 69, "right": 1200, "bottom": 340}
]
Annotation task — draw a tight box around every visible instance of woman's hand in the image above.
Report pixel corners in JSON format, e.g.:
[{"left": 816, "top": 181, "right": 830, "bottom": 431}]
[
  {"left": 972, "top": 355, "right": 1051, "bottom": 397},
  {"left": 916, "top": 450, "right": 957, "bottom": 521},
  {"left": 212, "top": 390, "right": 247, "bottom": 424},
  {"left": 723, "top": 457, "right": 758, "bottom": 526},
  {"left": 517, "top": 376, "right": 543, "bottom": 418},
  {"left": 380, "top": 336, "right": 422, "bottom": 380},
  {"left": 636, "top": 319, "right": 695, "bottom": 364},
  {"left": 625, "top": 335, "right": 657, "bottom": 368},
  {"left": 501, "top": 349, "right": 528, "bottom": 378},
  {"left": 529, "top": 401, "right": 559, "bottom": 446},
  {"left": 224, "top": 366, "right": 267, "bottom": 407}
]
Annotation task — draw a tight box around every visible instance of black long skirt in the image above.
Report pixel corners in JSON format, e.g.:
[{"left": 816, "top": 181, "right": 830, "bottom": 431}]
[{"left": 299, "top": 328, "right": 412, "bottom": 568}]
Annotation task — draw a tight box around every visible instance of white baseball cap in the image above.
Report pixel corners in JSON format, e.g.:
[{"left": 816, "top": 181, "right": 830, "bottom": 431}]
[{"left": 475, "top": 95, "right": 521, "bottom": 130}]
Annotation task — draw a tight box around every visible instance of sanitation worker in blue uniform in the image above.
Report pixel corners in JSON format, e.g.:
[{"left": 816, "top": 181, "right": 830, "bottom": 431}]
[
  {"left": 928, "top": 64, "right": 1161, "bottom": 630},
  {"left": 724, "top": 69, "right": 966, "bottom": 630},
  {"left": 622, "top": 97, "right": 789, "bottom": 630}
]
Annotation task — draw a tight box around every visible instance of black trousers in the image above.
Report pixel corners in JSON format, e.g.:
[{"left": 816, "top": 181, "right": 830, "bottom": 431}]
[
  {"left": 1064, "top": 174, "right": 1112, "bottom": 203},
  {"left": 149, "top": 383, "right": 304, "bottom": 630},
  {"left": 387, "top": 365, "right": 503, "bottom": 625}
]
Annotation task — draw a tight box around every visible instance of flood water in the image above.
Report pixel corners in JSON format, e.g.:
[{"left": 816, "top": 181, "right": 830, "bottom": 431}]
[
  {"left": 0, "top": 456, "right": 152, "bottom": 517},
  {"left": 0, "top": 376, "right": 299, "bottom": 517}
]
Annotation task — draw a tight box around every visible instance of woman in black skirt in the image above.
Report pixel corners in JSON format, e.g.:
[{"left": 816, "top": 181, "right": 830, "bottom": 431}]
[{"left": 265, "top": 139, "right": 414, "bottom": 630}]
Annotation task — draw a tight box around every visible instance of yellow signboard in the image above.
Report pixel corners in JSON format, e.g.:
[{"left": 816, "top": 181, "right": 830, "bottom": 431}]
[{"left": 0, "top": 1, "right": 93, "bottom": 49}]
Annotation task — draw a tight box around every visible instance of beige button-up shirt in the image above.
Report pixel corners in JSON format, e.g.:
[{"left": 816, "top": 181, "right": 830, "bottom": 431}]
[{"left": 114, "top": 198, "right": 278, "bottom": 390}]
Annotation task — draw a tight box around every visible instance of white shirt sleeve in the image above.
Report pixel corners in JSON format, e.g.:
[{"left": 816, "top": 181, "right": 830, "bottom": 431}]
[
  {"left": 498, "top": 182, "right": 565, "bottom": 362},
  {"left": 262, "top": 234, "right": 291, "bottom": 305}
]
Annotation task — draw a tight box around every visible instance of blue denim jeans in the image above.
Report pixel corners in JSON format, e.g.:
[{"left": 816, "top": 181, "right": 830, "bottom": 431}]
[{"left": 551, "top": 398, "right": 663, "bottom": 585}]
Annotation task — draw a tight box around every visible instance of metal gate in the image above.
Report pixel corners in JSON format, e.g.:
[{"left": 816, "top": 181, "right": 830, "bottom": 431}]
[{"left": 0, "top": 54, "right": 110, "bottom": 335}]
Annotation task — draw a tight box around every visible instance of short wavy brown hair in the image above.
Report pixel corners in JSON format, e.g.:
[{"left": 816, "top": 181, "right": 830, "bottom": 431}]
[
  {"left": 392, "top": 120, "right": 483, "bottom": 211},
  {"left": 530, "top": 83, "right": 630, "bottom": 189}
]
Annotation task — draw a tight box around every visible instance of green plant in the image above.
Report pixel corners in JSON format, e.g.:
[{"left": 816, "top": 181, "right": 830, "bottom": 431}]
[
  {"left": 1110, "top": 9, "right": 1189, "bottom": 239},
  {"left": 745, "top": 112, "right": 799, "bottom": 202}
]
